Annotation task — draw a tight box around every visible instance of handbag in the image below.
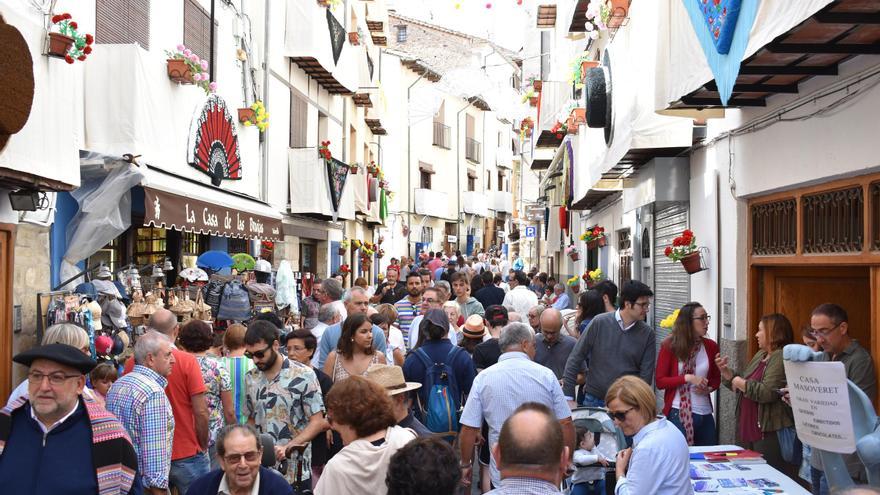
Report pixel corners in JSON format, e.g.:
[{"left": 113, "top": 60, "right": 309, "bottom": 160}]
[
  {"left": 777, "top": 425, "right": 801, "bottom": 465},
  {"left": 193, "top": 288, "right": 212, "bottom": 321}
]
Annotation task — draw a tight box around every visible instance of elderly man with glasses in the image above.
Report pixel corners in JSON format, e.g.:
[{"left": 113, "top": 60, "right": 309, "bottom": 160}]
[
  {"left": 188, "top": 424, "right": 293, "bottom": 495},
  {"left": 0, "top": 344, "right": 139, "bottom": 495}
]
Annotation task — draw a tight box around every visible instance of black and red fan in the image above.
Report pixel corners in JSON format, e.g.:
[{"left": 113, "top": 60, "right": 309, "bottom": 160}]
[{"left": 187, "top": 95, "right": 242, "bottom": 186}]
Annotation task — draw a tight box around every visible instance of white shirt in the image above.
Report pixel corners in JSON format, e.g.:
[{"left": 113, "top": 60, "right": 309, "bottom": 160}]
[
  {"left": 502, "top": 286, "right": 539, "bottom": 316},
  {"left": 671, "top": 344, "right": 713, "bottom": 415},
  {"left": 30, "top": 399, "right": 79, "bottom": 433},
  {"left": 406, "top": 316, "right": 458, "bottom": 350},
  {"left": 310, "top": 322, "right": 330, "bottom": 368},
  {"left": 385, "top": 326, "right": 405, "bottom": 364},
  {"left": 218, "top": 471, "right": 260, "bottom": 495},
  {"left": 614, "top": 418, "right": 693, "bottom": 495}
]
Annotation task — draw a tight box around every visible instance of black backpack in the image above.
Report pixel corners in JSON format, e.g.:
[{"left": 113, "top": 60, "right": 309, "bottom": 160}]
[{"left": 202, "top": 279, "right": 227, "bottom": 317}]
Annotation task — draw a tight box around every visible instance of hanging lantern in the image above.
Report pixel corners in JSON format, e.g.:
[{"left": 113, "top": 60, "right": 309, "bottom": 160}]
[
  {"left": 163, "top": 258, "right": 174, "bottom": 272},
  {"left": 558, "top": 206, "right": 568, "bottom": 232},
  {"left": 151, "top": 265, "right": 165, "bottom": 279}
]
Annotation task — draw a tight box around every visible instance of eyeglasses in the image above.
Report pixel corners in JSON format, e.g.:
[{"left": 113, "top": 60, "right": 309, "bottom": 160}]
[
  {"left": 422, "top": 298, "right": 438, "bottom": 304},
  {"left": 693, "top": 315, "right": 711, "bottom": 322},
  {"left": 608, "top": 406, "right": 635, "bottom": 422},
  {"left": 28, "top": 371, "right": 81, "bottom": 386},
  {"left": 245, "top": 345, "right": 273, "bottom": 360},
  {"left": 810, "top": 323, "right": 841, "bottom": 338},
  {"left": 633, "top": 301, "right": 651, "bottom": 309},
  {"left": 223, "top": 450, "right": 260, "bottom": 464}
]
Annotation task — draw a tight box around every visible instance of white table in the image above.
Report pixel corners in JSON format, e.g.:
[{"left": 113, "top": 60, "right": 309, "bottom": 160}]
[{"left": 689, "top": 445, "right": 810, "bottom": 494}]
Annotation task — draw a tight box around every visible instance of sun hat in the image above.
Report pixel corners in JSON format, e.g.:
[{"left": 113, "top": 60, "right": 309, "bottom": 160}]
[
  {"left": 461, "top": 314, "right": 486, "bottom": 339},
  {"left": 365, "top": 364, "right": 421, "bottom": 395}
]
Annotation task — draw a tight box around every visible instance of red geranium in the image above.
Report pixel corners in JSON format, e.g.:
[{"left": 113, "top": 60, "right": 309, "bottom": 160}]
[
  {"left": 664, "top": 246, "right": 673, "bottom": 257},
  {"left": 69, "top": 21, "right": 78, "bottom": 29},
  {"left": 83, "top": 46, "right": 92, "bottom": 54},
  {"left": 85, "top": 34, "right": 94, "bottom": 45},
  {"left": 64, "top": 55, "right": 74, "bottom": 64}
]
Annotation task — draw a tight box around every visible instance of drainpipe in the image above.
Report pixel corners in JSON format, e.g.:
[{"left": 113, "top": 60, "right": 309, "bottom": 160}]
[
  {"left": 406, "top": 70, "right": 426, "bottom": 257},
  {"left": 457, "top": 102, "right": 472, "bottom": 253},
  {"left": 481, "top": 109, "right": 487, "bottom": 257},
  {"left": 259, "top": 0, "right": 270, "bottom": 202}
]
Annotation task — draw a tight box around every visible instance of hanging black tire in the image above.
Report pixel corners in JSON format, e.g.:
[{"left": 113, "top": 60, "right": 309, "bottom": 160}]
[{"left": 584, "top": 67, "right": 608, "bottom": 128}]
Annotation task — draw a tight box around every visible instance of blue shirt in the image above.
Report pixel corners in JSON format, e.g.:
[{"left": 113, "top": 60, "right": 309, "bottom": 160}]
[
  {"left": 433, "top": 266, "right": 445, "bottom": 281},
  {"left": 614, "top": 418, "right": 692, "bottom": 495},
  {"left": 551, "top": 293, "right": 570, "bottom": 310},
  {"left": 460, "top": 352, "right": 572, "bottom": 487},
  {"left": 402, "top": 339, "right": 476, "bottom": 406},
  {"left": 317, "top": 322, "right": 387, "bottom": 369}
]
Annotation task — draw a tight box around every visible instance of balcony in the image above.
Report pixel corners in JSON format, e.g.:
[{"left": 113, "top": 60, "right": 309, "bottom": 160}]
[
  {"left": 465, "top": 137, "right": 482, "bottom": 163},
  {"left": 491, "top": 190, "right": 513, "bottom": 213},
  {"left": 288, "top": 148, "right": 355, "bottom": 219},
  {"left": 433, "top": 122, "right": 451, "bottom": 149},
  {"left": 496, "top": 141, "right": 514, "bottom": 169},
  {"left": 285, "top": 1, "right": 358, "bottom": 94},
  {"left": 462, "top": 191, "right": 489, "bottom": 217},
  {"left": 414, "top": 188, "right": 451, "bottom": 219}
]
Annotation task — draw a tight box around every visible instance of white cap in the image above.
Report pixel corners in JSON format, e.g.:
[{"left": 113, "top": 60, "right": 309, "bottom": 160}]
[{"left": 254, "top": 259, "right": 272, "bottom": 273}]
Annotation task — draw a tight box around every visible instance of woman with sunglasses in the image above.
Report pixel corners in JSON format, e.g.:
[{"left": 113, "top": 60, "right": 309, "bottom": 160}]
[
  {"left": 606, "top": 375, "right": 691, "bottom": 495},
  {"left": 716, "top": 313, "right": 795, "bottom": 472},
  {"left": 324, "top": 313, "right": 386, "bottom": 383},
  {"left": 655, "top": 302, "right": 720, "bottom": 446}
]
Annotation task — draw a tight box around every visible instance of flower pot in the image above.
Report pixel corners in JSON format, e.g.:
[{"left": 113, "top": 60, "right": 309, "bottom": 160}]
[
  {"left": 338, "top": 248, "right": 347, "bottom": 256},
  {"left": 680, "top": 251, "right": 703, "bottom": 274},
  {"left": 566, "top": 117, "right": 578, "bottom": 134},
  {"left": 533, "top": 80, "right": 542, "bottom": 92},
  {"left": 568, "top": 251, "right": 580, "bottom": 262},
  {"left": 167, "top": 59, "right": 194, "bottom": 84},
  {"left": 606, "top": 0, "right": 631, "bottom": 28},
  {"left": 47, "top": 32, "right": 74, "bottom": 58},
  {"left": 528, "top": 96, "right": 538, "bottom": 107},
  {"left": 580, "top": 60, "right": 600, "bottom": 81},
  {"left": 238, "top": 108, "right": 256, "bottom": 124},
  {"left": 570, "top": 108, "right": 587, "bottom": 126},
  {"left": 587, "top": 239, "right": 598, "bottom": 250},
  {"left": 349, "top": 32, "right": 360, "bottom": 45},
  {"left": 598, "top": 236, "right": 607, "bottom": 247}
]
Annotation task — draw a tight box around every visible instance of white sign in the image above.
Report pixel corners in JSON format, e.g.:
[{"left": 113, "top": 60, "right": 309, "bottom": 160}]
[
  {"left": 447, "top": 235, "right": 458, "bottom": 243},
  {"left": 783, "top": 360, "right": 855, "bottom": 454},
  {"left": 525, "top": 226, "right": 537, "bottom": 238}
]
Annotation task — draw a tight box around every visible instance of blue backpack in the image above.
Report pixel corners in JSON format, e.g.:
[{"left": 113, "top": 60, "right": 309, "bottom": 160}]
[
  {"left": 216, "top": 280, "right": 252, "bottom": 321},
  {"left": 414, "top": 346, "right": 463, "bottom": 438}
]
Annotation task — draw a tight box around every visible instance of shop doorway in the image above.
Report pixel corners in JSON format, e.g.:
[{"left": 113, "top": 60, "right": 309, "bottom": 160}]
[{"left": 753, "top": 266, "right": 871, "bottom": 356}]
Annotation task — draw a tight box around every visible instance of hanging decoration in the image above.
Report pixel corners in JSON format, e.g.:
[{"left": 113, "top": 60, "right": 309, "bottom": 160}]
[
  {"left": 48, "top": 13, "right": 93, "bottom": 63},
  {"left": 683, "top": 0, "right": 759, "bottom": 106},
  {"left": 187, "top": 94, "right": 242, "bottom": 186},
  {"left": 565, "top": 140, "right": 575, "bottom": 207},
  {"left": 325, "top": 157, "right": 350, "bottom": 220},
  {"left": 326, "top": 8, "right": 345, "bottom": 65},
  {"left": 0, "top": 14, "right": 34, "bottom": 154}
]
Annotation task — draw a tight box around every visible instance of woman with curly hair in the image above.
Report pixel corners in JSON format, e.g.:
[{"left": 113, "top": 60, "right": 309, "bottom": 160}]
[
  {"left": 315, "top": 376, "right": 417, "bottom": 494},
  {"left": 178, "top": 320, "right": 235, "bottom": 468},
  {"left": 324, "top": 313, "right": 386, "bottom": 382},
  {"left": 386, "top": 436, "right": 460, "bottom": 495}
]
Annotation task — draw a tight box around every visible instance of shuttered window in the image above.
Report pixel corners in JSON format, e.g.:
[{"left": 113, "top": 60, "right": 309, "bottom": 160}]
[
  {"left": 184, "top": 0, "right": 213, "bottom": 64},
  {"left": 95, "top": 0, "right": 151, "bottom": 49},
  {"left": 290, "top": 94, "right": 308, "bottom": 148}
]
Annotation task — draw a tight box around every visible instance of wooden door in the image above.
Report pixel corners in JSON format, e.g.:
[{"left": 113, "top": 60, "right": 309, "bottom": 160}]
[
  {"left": 0, "top": 224, "right": 14, "bottom": 401},
  {"left": 756, "top": 266, "right": 871, "bottom": 356}
]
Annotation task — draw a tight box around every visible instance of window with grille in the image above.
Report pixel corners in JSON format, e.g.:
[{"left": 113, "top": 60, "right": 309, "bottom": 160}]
[
  {"left": 134, "top": 227, "right": 167, "bottom": 267},
  {"left": 229, "top": 237, "right": 249, "bottom": 254},
  {"left": 184, "top": 0, "right": 214, "bottom": 67},
  {"left": 290, "top": 93, "right": 308, "bottom": 148},
  {"left": 420, "top": 171, "right": 432, "bottom": 190},
  {"left": 468, "top": 176, "right": 475, "bottom": 191},
  {"left": 96, "top": 0, "right": 151, "bottom": 49},
  {"left": 420, "top": 227, "right": 433, "bottom": 244},
  {"left": 396, "top": 25, "right": 407, "bottom": 43}
]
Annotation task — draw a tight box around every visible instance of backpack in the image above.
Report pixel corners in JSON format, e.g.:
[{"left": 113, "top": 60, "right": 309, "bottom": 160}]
[
  {"left": 216, "top": 280, "right": 252, "bottom": 321},
  {"left": 414, "top": 346, "right": 463, "bottom": 438},
  {"left": 202, "top": 279, "right": 227, "bottom": 317}
]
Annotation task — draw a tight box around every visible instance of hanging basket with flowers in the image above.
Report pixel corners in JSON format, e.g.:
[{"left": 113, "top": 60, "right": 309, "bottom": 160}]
[
  {"left": 339, "top": 264, "right": 351, "bottom": 276},
  {"left": 565, "top": 244, "right": 580, "bottom": 262},
  {"left": 240, "top": 100, "right": 269, "bottom": 131},
  {"left": 580, "top": 226, "right": 606, "bottom": 249},
  {"left": 48, "top": 13, "right": 93, "bottom": 63},
  {"left": 318, "top": 140, "right": 332, "bottom": 161},
  {"left": 660, "top": 308, "right": 681, "bottom": 328},
  {"left": 664, "top": 229, "right": 704, "bottom": 274},
  {"left": 550, "top": 121, "right": 568, "bottom": 140},
  {"left": 583, "top": 268, "right": 604, "bottom": 289},
  {"left": 338, "top": 239, "right": 350, "bottom": 256},
  {"left": 166, "top": 44, "right": 216, "bottom": 94}
]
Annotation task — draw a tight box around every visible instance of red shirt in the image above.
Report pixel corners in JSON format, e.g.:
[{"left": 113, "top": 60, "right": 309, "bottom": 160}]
[{"left": 124, "top": 349, "right": 207, "bottom": 460}]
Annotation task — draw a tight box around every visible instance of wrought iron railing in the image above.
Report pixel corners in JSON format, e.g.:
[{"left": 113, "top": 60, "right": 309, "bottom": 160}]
[
  {"left": 465, "top": 137, "right": 481, "bottom": 163},
  {"left": 432, "top": 122, "right": 451, "bottom": 149}
]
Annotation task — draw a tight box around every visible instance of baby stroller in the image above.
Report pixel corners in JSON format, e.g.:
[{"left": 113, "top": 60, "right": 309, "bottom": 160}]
[{"left": 567, "top": 407, "right": 627, "bottom": 495}]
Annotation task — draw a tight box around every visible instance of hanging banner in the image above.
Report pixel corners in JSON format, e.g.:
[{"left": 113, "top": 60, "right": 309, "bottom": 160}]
[
  {"left": 143, "top": 187, "right": 281, "bottom": 241},
  {"left": 379, "top": 189, "right": 388, "bottom": 222},
  {"left": 325, "top": 158, "right": 350, "bottom": 219},
  {"left": 187, "top": 94, "right": 242, "bottom": 186}
]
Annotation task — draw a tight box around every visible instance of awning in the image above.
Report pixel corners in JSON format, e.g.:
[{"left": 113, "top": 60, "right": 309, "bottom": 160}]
[{"left": 141, "top": 169, "right": 282, "bottom": 241}]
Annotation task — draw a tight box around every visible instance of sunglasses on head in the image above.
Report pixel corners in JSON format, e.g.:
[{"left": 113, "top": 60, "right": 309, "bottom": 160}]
[{"left": 245, "top": 344, "right": 273, "bottom": 360}]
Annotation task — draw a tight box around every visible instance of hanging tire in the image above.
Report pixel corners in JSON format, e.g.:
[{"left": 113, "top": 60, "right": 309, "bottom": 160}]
[{"left": 584, "top": 67, "right": 608, "bottom": 128}]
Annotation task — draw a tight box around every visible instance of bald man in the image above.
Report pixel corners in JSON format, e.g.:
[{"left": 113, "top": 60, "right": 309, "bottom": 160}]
[
  {"left": 488, "top": 402, "right": 570, "bottom": 494},
  {"left": 535, "top": 308, "right": 577, "bottom": 380},
  {"left": 124, "top": 309, "right": 211, "bottom": 494}
]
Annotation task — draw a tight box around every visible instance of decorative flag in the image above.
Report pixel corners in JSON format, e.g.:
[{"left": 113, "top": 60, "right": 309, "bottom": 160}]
[
  {"left": 325, "top": 158, "right": 350, "bottom": 221},
  {"left": 683, "top": 0, "right": 760, "bottom": 106},
  {"left": 379, "top": 189, "right": 388, "bottom": 221}
]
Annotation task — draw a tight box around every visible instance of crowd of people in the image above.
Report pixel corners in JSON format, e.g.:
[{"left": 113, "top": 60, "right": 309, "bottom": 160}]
[{"left": 0, "top": 248, "right": 876, "bottom": 495}]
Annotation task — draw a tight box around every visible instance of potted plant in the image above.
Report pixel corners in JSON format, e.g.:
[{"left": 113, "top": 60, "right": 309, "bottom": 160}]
[
  {"left": 521, "top": 89, "right": 538, "bottom": 107},
  {"left": 565, "top": 115, "right": 578, "bottom": 135},
  {"left": 550, "top": 121, "right": 567, "bottom": 139},
  {"left": 529, "top": 76, "right": 542, "bottom": 93},
  {"left": 349, "top": 163, "right": 359, "bottom": 174},
  {"left": 570, "top": 107, "right": 586, "bottom": 126},
  {"left": 348, "top": 31, "right": 360, "bottom": 45},
  {"left": 240, "top": 100, "right": 269, "bottom": 131},
  {"left": 339, "top": 264, "right": 351, "bottom": 276},
  {"left": 571, "top": 53, "right": 600, "bottom": 88},
  {"left": 48, "top": 13, "right": 93, "bottom": 63},
  {"left": 582, "top": 268, "right": 604, "bottom": 289},
  {"left": 664, "top": 229, "right": 703, "bottom": 274},
  {"left": 166, "top": 44, "right": 217, "bottom": 94},
  {"left": 603, "top": 0, "right": 631, "bottom": 29},
  {"left": 338, "top": 239, "right": 350, "bottom": 255},
  {"left": 580, "top": 226, "right": 606, "bottom": 249},
  {"left": 567, "top": 275, "right": 581, "bottom": 288},
  {"left": 583, "top": 1, "right": 607, "bottom": 40},
  {"left": 565, "top": 244, "right": 580, "bottom": 262},
  {"left": 318, "top": 140, "right": 332, "bottom": 161}
]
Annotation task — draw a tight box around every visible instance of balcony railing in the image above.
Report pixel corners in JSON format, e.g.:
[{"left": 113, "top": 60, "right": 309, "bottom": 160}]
[
  {"left": 462, "top": 191, "right": 489, "bottom": 217},
  {"left": 491, "top": 190, "right": 513, "bottom": 213},
  {"left": 414, "top": 188, "right": 451, "bottom": 218},
  {"left": 433, "top": 122, "right": 451, "bottom": 149},
  {"left": 466, "top": 137, "right": 482, "bottom": 163}
]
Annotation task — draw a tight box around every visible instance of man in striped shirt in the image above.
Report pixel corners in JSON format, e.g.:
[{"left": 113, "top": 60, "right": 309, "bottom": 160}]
[
  {"left": 394, "top": 272, "right": 424, "bottom": 348},
  {"left": 106, "top": 331, "right": 176, "bottom": 495}
]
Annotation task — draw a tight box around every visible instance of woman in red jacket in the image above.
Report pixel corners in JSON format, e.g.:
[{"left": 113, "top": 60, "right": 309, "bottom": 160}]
[{"left": 656, "top": 301, "right": 720, "bottom": 446}]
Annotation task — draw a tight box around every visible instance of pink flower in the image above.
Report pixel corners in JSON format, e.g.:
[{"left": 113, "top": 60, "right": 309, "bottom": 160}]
[
  {"left": 200, "top": 59, "right": 209, "bottom": 71},
  {"left": 183, "top": 49, "right": 192, "bottom": 57},
  {"left": 193, "top": 72, "right": 203, "bottom": 82},
  {"left": 209, "top": 82, "right": 218, "bottom": 92},
  {"left": 189, "top": 54, "right": 200, "bottom": 63},
  {"left": 177, "top": 44, "right": 186, "bottom": 52}
]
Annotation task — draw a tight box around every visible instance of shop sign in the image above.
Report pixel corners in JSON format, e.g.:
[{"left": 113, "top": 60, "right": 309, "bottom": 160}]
[{"left": 144, "top": 187, "right": 281, "bottom": 241}]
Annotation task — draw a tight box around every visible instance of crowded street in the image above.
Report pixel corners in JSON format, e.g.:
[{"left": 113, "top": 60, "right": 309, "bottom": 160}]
[{"left": 1, "top": 0, "right": 880, "bottom": 494}]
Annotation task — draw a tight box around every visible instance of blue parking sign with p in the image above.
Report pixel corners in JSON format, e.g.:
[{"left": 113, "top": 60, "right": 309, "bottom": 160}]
[{"left": 525, "top": 226, "right": 536, "bottom": 238}]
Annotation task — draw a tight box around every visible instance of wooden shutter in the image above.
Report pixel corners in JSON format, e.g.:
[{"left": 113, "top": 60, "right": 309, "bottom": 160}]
[
  {"left": 184, "top": 0, "right": 212, "bottom": 64},
  {"left": 290, "top": 93, "right": 308, "bottom": 148},
  {"left": 95, "top": 0, "right": 150, "bottom": 49}
]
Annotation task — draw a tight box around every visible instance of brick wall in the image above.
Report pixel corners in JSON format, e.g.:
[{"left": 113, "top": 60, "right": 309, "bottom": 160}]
[{"left": 11, "top": 223, "right": 51, "bottom": 386}]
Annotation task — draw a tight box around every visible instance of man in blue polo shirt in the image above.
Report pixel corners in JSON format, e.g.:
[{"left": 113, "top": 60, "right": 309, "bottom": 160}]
[{"left": 316, "top": 286, "right": 387, "bottom": 369}]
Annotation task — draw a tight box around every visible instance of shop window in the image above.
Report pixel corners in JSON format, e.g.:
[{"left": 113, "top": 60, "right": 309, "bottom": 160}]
[
  {"left": 181, "top": 232, "right": 207, "bottom": 269},
  {"left": 96, "top": 0, "right": 150, "bottom": 49},
  {"left": 229, "top": 237, "right": 249, "bottom": 254},
  {"left": 300, "top": 243, "right": 316, "bottom": 273},
  {"left": 88, "top": 238, "right": 124, "bottom": 273},
  {"left": 184, "top": 0, "right": 215, "bottom": 69},
  {"left": 134, "top": 227, "right": 167, "bottom": 267},
  {"left": 750, "top": 198, "right": 797, "bottom": 255}
]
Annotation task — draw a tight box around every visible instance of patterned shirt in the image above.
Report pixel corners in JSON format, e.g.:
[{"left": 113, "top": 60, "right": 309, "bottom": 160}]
[
  {"left": 485, "top": 477, "right": 563, "bottom": 494},
  {"left": 245, "top": 358, "right": 324, "bottom": 484},
  {"left": 394, "top": 297, "right": 421, "bottom": 347},
  {"left": 221, "top": 355, "right": 255, "bottom": 425},
  {"left": 106, "top": 364, "right": 174, "bottom": 490},
  {"left": 460, "top": 352, "right": 571, "bottom": 488},
  {"left": 196, "top": 355, "right": 232, "bottom": 447}
]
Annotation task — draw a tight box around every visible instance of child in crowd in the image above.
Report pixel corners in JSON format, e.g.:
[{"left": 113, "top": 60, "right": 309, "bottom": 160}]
[
  {"left": 89, "top": 362, "right": 118, "bottom": 406},
  {"left": 571, "top": 425, "right": 608, "bottom": 495}
]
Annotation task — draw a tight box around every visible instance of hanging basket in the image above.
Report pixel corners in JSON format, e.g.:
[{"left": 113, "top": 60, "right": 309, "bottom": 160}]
[
  {"left": 337, "top": 248, "right": 347, "bottom": 256},
  {"left": 568, "top": 251, "right": 580, "bottom": 262},
  {"left": 586, "top": 239, "right": 598, "bottom": 250},
  {"left": 167, "top": 58, "right": 194, "bottom": 84},
  {"left": 528, "top": 96, "right": 538, "bottom": 107},
  {"left": 598, "top": 236, "right": 607, "bottom": 247},
  {"left": 680, "top": 251, "right": 703, "bottom": 274},
  {"left": 47, "top": 32, "right": 74, "bottom": 58},
  {"left": 533, "top": 80, "right": 542, "bottom": 92},
  {"left": 607, "top": 0, "right": 632, "bottom": 28},
  {"left": 238, "top": 108, "right": 256, "bottom": 124}
]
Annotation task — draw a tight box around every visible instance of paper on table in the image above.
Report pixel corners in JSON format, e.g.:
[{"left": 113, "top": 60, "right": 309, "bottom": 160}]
[{"left": 783, "top": 360, "right": 855, "bottom": 454}]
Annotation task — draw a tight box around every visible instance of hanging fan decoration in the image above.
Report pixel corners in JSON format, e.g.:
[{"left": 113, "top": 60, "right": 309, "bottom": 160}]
[
  {"left": 325, "top": 157, "right": 350, "bottom": 220},
  {"left": 188, "top": 94, "right": 242, "bottom": 186}
]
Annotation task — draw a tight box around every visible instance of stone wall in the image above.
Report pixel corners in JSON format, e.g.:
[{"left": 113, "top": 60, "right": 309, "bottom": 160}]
[
  {"left": 11, "top": 223, "right": 51, "bottom": 386},
  {"left": 718, "top": 337, "right": 748, "bottom": 444}
]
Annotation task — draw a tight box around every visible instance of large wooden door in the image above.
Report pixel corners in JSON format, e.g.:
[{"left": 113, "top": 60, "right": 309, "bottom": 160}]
[
  {"left": 756, "top": 266, "right": 871, "bottom": 356},
  {"left": 0, "top": 224, "right": 14, "bottom": 401}
]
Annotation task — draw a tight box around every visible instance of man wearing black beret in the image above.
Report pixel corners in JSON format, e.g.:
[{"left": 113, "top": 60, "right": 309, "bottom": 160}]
[{"left": 0, "top": 344, "right": 139, "bottom": 494}]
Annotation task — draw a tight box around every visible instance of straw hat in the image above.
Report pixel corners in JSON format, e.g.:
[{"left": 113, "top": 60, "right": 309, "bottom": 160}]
[
  {"left": 461, "top": 314, "right": 486, "bottom": 339},
  {"left": 365, "top": 364, "right": 421, "bottom": 395}
]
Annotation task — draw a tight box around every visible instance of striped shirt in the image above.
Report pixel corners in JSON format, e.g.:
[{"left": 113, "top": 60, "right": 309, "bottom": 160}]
[
  {"left": 106, "top": 364, "right": 174, "bottom": 490},
  {"left": 221, "top": 356, "right": 255, "bottom": 424},
  {"left": 485, "top": 477, "right": 563, "bottom": 494},
  {"left": 460, "top": 352, "right": 571, "bottom": 488},
  {"left": 394, "top": 297, "right": 421, "bottom": 347}
]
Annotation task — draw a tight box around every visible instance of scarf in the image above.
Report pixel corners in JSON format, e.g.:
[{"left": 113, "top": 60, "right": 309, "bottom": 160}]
[{"left": 678, "top": 342, "right": 701, "bottom": 445}]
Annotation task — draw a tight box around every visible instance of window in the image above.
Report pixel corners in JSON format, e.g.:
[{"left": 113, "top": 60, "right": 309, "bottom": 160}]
[
  {"left": 420, "top": 171, "right": 432, "bottom": 189},
  {"left": 468, "top": 176, "right": 475, "bottom": 191},
  {"left": 184, "top": 0, "right": 214, "bottom": 67},
  {"left": 96, "top": 0, "right": 150, "bottom": 49},
  {"left": 485, "top": 171, "right": 491, "bottom": 191},
  {"left": 498, "top": 171, "right": 504, "bottom": 191},
  {"left": 88, "top": 238, "right": 124, "bottom": 274},
  {"left": 134, "top": 227, "right": 167, "bottom": 267},
  {"left": 396, "top": 25, "right": 407, "bottom": 43},
  {"left": 229, "top": 238, "right": 249, "bottom": 254},
  {"left": 290, "top": 92, "right": 308, "bottom": 148},
  {"left": 420, "top": 226, "right": 433, "bottom": 244},
  {"left": 180, "top": 232, "right": 207, "bottom": 269},
  {"left": 540, "top": 31, "right": 550, "bottom": 80}
]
